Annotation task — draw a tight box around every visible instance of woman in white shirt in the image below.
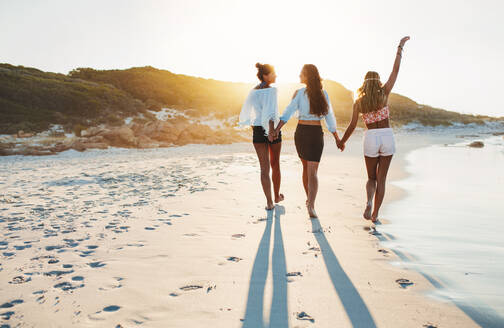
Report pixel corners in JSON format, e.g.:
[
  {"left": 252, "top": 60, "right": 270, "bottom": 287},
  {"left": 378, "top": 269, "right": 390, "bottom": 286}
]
[
  {"left": 275, "top": 64, "right": 341, "bottom": 218},
  {"left": 239, "top": 63, "right": 284, "bottom": 210}
]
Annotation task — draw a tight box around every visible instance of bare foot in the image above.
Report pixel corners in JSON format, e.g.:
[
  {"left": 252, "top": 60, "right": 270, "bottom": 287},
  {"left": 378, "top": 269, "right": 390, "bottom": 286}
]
[
  {"left": 275, "top": 193, "right": 285, "bottom": 203},
  {"left": 371, "top": 211, "right": 379, "bottom": 223},
  {"left": 265, "top": 202, "right": 275, "bottom": 211},
  {"left": 363, "top": 202, "right": 372, "bottom": 220},
  {"left": 307, "top": 205, "right": 318, "bottom": 218}
]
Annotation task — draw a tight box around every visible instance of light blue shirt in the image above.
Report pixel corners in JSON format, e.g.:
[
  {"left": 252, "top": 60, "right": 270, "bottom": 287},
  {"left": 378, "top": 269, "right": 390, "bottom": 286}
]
[
  {"left": 280, "top": 88, "right": 337, "bottom": 133},
  {"left": 238, "top": 87, "right": 279, "bottom": 135}
]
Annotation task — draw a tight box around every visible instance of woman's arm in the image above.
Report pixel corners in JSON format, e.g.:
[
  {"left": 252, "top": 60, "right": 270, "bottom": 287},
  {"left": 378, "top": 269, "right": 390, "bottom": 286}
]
[
  {"left": 322, "top": 91, "right": 340, "bottom": 141},
  {"left": 275, "top": 90, "right": 299, "bottom": 134},
  {"left": 340, "top": 102, "right": 360, "bottom": 145},
  {"left": 383, "top": 36, "right": 410, "bottom": 95}
]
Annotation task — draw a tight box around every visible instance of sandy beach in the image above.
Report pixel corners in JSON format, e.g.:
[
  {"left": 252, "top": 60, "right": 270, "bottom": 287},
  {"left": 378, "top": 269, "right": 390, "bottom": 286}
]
[{"left": 0, "top": 130, "right": 489, "bottom": 328}]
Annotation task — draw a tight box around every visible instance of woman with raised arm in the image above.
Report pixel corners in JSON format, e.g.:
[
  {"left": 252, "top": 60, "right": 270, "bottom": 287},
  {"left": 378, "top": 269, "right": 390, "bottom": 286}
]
[
  {"left": 339, "top": 36, "right": 410, "bottom": 223},
  {"left": 274, "top": 64, "right": 341, "bottom": 218},
  {"left": 239, "top": 63, "right": 284, "bottom": 211}
]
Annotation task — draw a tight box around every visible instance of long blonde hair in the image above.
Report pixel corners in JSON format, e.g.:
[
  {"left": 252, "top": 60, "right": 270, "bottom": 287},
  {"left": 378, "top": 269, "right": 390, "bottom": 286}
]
[{"left": 356, "top": 71, "right": 387, "bottom": 114}]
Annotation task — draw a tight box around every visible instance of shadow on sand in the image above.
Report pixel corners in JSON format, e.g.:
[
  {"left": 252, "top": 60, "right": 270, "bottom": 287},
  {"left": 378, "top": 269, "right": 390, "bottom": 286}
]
[
  {"left": 311, "top": 217, "right": 377, "bottom": 328},
  {"left": 242, "top": 205, "right": 288, "bottom": 328}
]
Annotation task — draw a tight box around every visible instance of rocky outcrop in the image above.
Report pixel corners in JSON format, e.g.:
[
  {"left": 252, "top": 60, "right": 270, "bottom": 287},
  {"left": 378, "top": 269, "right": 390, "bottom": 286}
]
[
  {"left": 17, "top": 130, "right": 35, "bottom": 138},
  {"left": 99, "top": 126, "right": 136, "bottom": 147},
  {"left": 468, "top": 141, "right": 484, "bottom": 148},
  {"left": 1, "top": 117, "right": 247, "bottom": 156}
]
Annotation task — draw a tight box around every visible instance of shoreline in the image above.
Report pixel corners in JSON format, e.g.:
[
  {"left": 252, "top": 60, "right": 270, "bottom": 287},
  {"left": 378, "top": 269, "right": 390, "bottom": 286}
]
[{"left": 380, "top": 133, "right": 504, "bottom": 327}]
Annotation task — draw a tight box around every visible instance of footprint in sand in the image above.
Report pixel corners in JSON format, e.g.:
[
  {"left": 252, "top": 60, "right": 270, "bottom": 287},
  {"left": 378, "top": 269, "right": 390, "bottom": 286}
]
[
  {"left": 44, "top": 269, "right": 74, "bottom": 277},
  {"left": 296, "top": 311, "right": 315, "bottom": 323},
  {"left": 179, "top": 285, "right": 203, "bottom": 291},
  {"left": 54, "top": 281, "right": 85, "bottom": 291},
  {"left": 286, "top": 272, "right": 303, "bottom": 283},
  {"left": 0, "top": 311, "right": 15, "bottom": 320},
  {"left": 396, "top": 278, "right": 414, "bottom": 289},
  {"left": 0, "top": 299, "right": 23, "bottom": 309},
  {"left": 103, "top": 305, "right": 120, "bottom": 312},
  {"left": 88, "top": 261, "right": 106, "bottom": 268},
  {"left": 9, "top": 276, "right": 31, "bottom": 284}
]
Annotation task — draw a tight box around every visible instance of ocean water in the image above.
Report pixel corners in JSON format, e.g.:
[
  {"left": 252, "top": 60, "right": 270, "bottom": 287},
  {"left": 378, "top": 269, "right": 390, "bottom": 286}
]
[{"left": 381, "top": 135, "right": 504, "bottom": 326}]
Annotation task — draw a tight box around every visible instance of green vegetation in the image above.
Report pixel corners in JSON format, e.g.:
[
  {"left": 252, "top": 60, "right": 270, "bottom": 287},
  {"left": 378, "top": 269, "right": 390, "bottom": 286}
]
[
  {"left": 0, "top": 64, "right": 499, "bottom": 134},
  {"left": 0, "top": 64, "right": 144, "bottom": 134},
  {"left": 68, "top": 66, "right": 251, "bottom": 118}
]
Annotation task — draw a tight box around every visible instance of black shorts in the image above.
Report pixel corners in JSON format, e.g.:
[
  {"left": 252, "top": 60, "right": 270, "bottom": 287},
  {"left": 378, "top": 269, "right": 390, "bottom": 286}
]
[
  {"left": 252, "top": 126, "right": 282, "bottom": 144},
  {"left": 294, "top": 124, "right": 324, "bottom": 162}
]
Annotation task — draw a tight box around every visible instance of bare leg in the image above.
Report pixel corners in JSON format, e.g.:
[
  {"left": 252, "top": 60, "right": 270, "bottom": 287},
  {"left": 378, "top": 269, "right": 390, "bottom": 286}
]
[
  {"left": 253, "top": 143, "right": 274, "bottom": 210},
  {"left": 372, "top": 155, "right": 393, "bottom": 222},
  {"left": 306, "top": 161, "right": 319, "bottom": 218},
  {"left": 269, "top": 142, "right": 284, "bottom": 203},
  {"left": 301, "top": 159, "right": 309, "bottom": 203},
  {"left": 364, "top": 156, "right": 379, "bottom": 220}
]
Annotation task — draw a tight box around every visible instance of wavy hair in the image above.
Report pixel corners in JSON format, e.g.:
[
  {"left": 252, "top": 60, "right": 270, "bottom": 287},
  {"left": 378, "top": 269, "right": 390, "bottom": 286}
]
[
  {"left": 356, "top": 71, "right": 387, "bottom": 114},
  {"left": 302, "top": 64, "right": 328, "bottom": 117}
]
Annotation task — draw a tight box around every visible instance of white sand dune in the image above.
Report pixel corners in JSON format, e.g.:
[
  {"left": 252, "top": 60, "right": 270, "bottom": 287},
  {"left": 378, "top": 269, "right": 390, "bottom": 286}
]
[{"left": 0, "top": 136, "right": 480, "bottom": 327}]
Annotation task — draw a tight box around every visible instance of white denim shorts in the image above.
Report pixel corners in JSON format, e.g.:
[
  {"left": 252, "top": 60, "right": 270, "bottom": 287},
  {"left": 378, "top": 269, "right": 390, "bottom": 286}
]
[{"left": 363, "top": 128, "right": 396, "bottom": 157}]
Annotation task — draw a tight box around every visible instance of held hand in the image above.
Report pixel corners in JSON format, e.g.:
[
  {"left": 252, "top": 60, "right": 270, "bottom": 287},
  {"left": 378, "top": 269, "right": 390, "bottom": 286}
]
[
  {"left": 268, "top": 131, "right": 275, "bottom": 143},
  {"left": 336, "top": 139, "right": 345, "bottom": 152}
]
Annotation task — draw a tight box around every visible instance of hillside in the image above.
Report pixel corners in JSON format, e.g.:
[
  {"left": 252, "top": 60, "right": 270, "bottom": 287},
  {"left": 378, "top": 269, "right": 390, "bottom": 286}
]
[
  {"left": 0, "top": 64, "right": 500, "bottom": 135},
  {"left": 0, "top": 64, "right": 144, "bottom": 134}
]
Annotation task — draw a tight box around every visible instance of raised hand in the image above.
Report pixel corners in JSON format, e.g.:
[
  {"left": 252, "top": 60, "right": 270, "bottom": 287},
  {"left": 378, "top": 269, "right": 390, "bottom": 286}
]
[{"left": 399, "top": 36, "right": 410, "bottom": 47}]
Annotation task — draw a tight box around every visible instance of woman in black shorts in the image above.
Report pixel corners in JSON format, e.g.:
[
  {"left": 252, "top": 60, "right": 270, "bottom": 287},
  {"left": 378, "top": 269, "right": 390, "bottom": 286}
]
[{"left": 239, "top": 63, "right": 283, "bottom": 210}]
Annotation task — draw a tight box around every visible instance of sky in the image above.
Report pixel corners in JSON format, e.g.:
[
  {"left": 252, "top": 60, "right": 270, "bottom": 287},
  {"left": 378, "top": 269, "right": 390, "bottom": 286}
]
[{"left": 1, "top": 0, "right": 503, "bottom": 116}]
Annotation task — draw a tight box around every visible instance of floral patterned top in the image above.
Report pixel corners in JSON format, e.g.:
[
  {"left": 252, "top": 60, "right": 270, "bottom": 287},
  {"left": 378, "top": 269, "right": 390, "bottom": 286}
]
[{"left": 361, "top": 106, "right": 390, "bottom": 124}]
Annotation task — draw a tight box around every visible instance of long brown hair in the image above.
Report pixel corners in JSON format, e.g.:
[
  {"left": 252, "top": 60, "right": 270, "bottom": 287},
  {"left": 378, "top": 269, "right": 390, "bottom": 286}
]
[
  {"left": 303, "top": 64, "right": 328, "bottom": 117},
  {"left": 356, "top": 71, "right": 387, "bottom": 114}
]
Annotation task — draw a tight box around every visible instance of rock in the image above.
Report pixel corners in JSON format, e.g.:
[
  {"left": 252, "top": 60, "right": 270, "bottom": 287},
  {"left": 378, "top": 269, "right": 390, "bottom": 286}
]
[
  {"left": 468, "top": 141, "right": 484, "bottom": 148},
  {"left": 82, "top": 142, "right": 108, "bottom": 150},
  {"left": 100, "top": 126, "right": 136, "bottom": 147},
  {"left": 86, "top": 135, "right": 106, "bottom": 143},
  {"left": 49, "top": 143, "right": 71, "bottom": 153},
  {"left": 81, "top": 127, "right": 105, "bottom": 137},
  {"left": 17, "top": 130, "right": 35, "bottom": 138},
  {"left": 158, "top": 141, "right": 173, "bottom": 148},
  {"left": 147, "top": 121, "right": 183, "bottom": 143},
  {"left": 136, "top": 135, "right": 159, "bottom": 148},
  {"left": 17, "top": 146, "right": 56, "bottom": 156},
  {"left": 71, "top": 140, "right": 87, "bottom": 152}
]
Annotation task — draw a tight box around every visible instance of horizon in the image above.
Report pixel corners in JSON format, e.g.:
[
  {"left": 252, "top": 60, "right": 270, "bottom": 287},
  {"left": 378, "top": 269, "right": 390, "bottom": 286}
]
[{"left": 1, "top": 0, "right": 503, "bottom": 117}]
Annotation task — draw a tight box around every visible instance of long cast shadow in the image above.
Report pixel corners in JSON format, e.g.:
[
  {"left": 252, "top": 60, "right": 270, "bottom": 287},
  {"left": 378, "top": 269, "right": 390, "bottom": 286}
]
[
  {"left": 269, "top": 205, "right": 288, "bottom": 327},
  {"left": 311, "top": 217, "right": 377, "bottom": 328},
  {"left": 242, "top": 206, "right": 288, "bottom": 328}
]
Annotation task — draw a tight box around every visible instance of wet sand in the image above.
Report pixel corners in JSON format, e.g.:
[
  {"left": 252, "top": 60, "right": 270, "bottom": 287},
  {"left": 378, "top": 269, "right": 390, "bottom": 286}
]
[{"left": 0, "top": 135, "right": 480, "bottom": 327}]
